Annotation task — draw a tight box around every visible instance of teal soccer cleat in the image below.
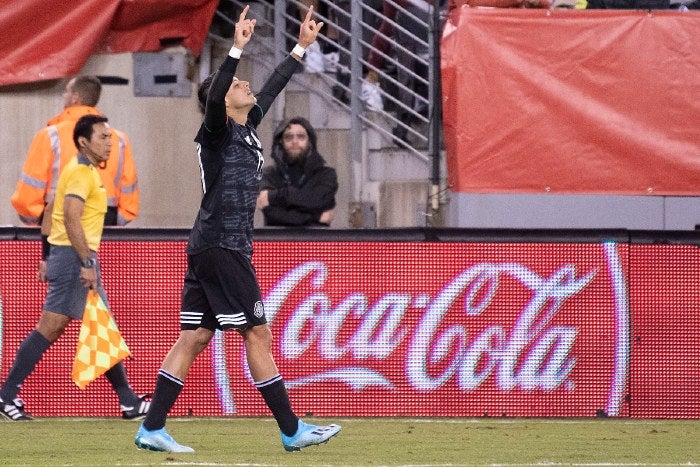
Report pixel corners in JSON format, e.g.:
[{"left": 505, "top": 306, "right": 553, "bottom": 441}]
[
  {"left": 281, "top": 419, "right": 341, "bottom": 452},
  {"left": 135, "top": 424, "right": 194, "bottom": 453}
]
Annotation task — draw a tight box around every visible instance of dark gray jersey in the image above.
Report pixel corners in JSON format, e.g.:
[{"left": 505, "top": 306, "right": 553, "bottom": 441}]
[{"left": 187, "top": 54, "right": 300, "bottom": 258}]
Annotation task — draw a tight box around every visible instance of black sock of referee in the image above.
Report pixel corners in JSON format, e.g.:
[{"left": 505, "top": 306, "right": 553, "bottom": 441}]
[
  {"left": 255, "top": 375, "right": 299, "bottom": 436},
  {"left": 0, "top": 330, "right": 51, "bottom": 402},
  {"left": 142, "top": 369, "right": 184, "bottom": 431},
  {"left": 104, "top": 362, "right": 138, "bottom": 406}
]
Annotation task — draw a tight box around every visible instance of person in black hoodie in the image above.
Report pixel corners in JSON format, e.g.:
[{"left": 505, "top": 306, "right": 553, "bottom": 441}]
[{"left": 257, "top": 117, "right": 338, "bottom": 226}]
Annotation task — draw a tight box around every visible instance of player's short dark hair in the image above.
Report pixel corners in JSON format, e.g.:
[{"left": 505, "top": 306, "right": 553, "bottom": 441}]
[
  {"left": 73, "top": 114, "right": 109, "bottom": 148},
  {"left": 197, "top": 72, "right": 215, "bottom": 114},
  {"left": 72, "top": 76, "right": 102, "bottom": 107}
]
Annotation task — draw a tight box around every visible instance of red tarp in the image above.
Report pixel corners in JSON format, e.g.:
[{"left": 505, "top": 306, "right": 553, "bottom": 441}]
[
  {"left": 441, "top": 9, "right": 700, "bottom": 195},
  {"left": 0, "top": 0, "right": 219, "bottom": 86}
]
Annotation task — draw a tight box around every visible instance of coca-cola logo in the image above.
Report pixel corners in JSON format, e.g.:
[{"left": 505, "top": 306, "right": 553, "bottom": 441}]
[{"left": 212, "top": 242, "right": 628, "bottom": 416}]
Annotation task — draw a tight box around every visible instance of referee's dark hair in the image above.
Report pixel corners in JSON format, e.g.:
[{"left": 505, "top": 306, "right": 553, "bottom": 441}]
[{"left": 73, "top": 114, "right": 109, "bottom": 149}]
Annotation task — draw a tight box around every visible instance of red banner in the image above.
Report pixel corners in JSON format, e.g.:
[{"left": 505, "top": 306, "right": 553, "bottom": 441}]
[
  {"left": 0, "top": 0, "right": 218, "bottom": 86},
  {"left": 441, "top": 9, "right": 700, "bottom": 195},
  {"left": 0, "top": 240, "right": 639, "bottom": 417}
]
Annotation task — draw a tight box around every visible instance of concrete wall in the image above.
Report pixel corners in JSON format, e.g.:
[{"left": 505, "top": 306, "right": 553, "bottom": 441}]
[
  {"left": 0, "top": 46, "right": 356, "bottom": 229},
  {"left": 8, "top": 48, "right": 694, "bottom": 232},
  {"left": 1, "top": 52, "right": 204, "bottom": 228},
  {"left": 447, "top": 194, "right": 700, "bottom": 230}
]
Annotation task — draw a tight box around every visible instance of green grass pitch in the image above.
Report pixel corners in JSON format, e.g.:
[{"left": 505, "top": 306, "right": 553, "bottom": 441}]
[{"left": 0, "top": 417, "right": 698, "bottom": 466}]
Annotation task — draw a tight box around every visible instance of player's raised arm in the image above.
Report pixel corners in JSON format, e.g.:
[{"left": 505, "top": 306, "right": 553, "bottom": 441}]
[
  {"left": 202, "top": 4, "right": 258, "bottom": 130},
  {"left": 291, "top": 5, "right": 323, "bottom": 61},
  {"left": 233, "top": 4, "right": 256, "bottom": 51}
]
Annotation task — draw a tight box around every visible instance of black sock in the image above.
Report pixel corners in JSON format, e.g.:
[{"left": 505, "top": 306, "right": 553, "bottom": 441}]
[
  {"left": 0, "top": 330, "right": 51, "bottom": 402},
  {"left": 104, "top": 362, "right": 137, "bottom": 406},
  {"left": 255, "top": 375, "right": 299, "bottom": 436},
  {"left": 143, "top": 370, "right": 184, "bottom": 431}
]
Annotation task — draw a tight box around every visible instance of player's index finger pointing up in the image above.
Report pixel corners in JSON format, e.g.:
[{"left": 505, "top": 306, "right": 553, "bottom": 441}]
[
  {"left": 239, "top": 4, "right": 249, "bottom": 21},
  {"left": 303, "top": 4, "right": 314, "bottom": 24}
]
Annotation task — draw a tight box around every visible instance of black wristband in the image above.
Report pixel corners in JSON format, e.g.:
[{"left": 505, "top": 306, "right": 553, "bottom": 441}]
[{"left": 41, "top": 235, "right": 50, "bottom": 260}]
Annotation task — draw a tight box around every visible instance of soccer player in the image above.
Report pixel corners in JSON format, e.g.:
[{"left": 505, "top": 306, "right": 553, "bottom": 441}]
[
  {"left": 134, "top": 5, "right": 340, "bottom": 453},
  {"left": 0, "top": 115, "right": 149, "bottom": 421}
]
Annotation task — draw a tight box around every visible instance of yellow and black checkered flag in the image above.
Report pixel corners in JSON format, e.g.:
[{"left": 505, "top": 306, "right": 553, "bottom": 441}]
[{"left": 72, "top": 290, "right": 131, "bottom": 389}]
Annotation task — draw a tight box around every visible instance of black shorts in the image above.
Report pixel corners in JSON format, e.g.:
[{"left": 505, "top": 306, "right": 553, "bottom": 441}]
[{"left": 180, "top": 248, "right": 266, "bottom": 331}]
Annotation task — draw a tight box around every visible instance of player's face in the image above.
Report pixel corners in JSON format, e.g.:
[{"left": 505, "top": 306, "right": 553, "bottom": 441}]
[
  {"left": 82, "top": 122, "right": 112, "bottom": 165},
  {"left": 225, "top": 77, "right": 257, "bottom": 110},
  {"left": 282, "top": 123, "right": 310, "bottom": 160}
]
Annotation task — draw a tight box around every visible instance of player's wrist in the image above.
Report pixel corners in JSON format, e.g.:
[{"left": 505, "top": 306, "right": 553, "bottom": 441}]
[
  {"left": 229, "top": 46, "right": 243, "bottom": 59},
  {"left": 291, "top": 44, "right": 306, "bottom": 58}
]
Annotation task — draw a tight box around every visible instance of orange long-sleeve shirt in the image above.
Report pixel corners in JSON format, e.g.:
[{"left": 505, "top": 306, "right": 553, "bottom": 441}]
[{"left": 11, "top": 105, "right": 139, "bottom": 226}]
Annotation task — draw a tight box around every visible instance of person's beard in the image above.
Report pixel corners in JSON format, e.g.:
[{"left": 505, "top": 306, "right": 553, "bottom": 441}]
[{"left": 284, "top": 148, "right": 308, "bottom": 165}]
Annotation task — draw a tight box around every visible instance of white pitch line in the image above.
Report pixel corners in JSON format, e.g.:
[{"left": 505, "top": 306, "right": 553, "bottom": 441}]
[{"left": 163, "top": 463, "right": 278, "bottom": 467}]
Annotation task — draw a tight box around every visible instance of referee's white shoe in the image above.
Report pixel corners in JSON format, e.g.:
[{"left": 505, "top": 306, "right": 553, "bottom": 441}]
[
  {"left": 121, "top": 394, "right": 151, "bottom": 420},
  {"left": 0, "top": 396, "right": 33, "bottom": 421}
]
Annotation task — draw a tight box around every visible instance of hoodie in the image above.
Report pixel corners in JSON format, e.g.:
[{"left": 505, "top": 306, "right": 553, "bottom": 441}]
[{"left": 260, "top": 117, "right": 338, "bottom": 226}]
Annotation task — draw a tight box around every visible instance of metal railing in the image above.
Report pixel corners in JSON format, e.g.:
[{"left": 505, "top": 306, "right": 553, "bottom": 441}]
[{"left": 208, "top": 0, "right": 443, "bottom": 163}]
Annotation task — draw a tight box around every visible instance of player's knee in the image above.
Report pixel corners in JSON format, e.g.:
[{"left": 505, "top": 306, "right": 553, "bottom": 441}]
[
  {"left": 179, "top": 329, "right": 213, "bottom": 354},
  {"left": 243, "top": 324, "right": 273, "bottom": 348}
]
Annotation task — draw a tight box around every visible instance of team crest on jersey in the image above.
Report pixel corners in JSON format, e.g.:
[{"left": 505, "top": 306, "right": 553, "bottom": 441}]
[{"left": 253, "top": 300, "right": 265, "bottom": 318}]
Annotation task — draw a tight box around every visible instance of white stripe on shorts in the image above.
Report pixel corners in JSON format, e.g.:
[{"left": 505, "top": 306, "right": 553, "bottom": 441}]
[
  {"left": 180, "top": 310, "right": 203, "bottom": 324},
  {"left": 216, "top": 313, "right": 246, "bottom": 326}
]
